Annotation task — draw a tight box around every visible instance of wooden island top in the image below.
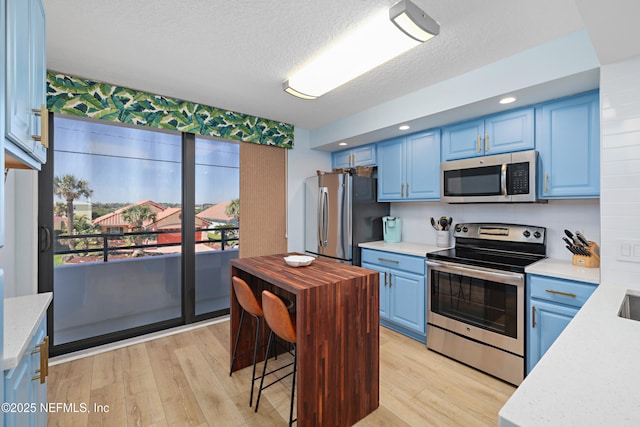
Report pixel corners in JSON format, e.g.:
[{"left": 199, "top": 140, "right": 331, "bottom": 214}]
[{"left": 230, "top": 253, "right": 380, "bottom": 427}]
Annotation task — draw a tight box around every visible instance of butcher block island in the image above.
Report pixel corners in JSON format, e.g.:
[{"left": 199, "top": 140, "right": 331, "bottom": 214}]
[{"left": 230, "top": 254, "right": 380, "bottom": 427}]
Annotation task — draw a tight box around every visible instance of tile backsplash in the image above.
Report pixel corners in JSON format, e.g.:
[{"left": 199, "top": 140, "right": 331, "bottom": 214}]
[{"left": 391, "top": 199, "right": 600, "bottom": 260}]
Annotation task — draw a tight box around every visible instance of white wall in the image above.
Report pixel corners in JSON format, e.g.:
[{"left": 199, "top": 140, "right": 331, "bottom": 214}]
[
  {"left": 391, "top": 199, "right": 600, "bottom": 260},
  {"left": 0, "top": 169, "right": 38, "bottom": 297},
  {"left": 287, "top": 127, "right": 331, "bottom": 253},
  {"left": 599, "top": 55, "right": 640, "bottom": 286}
]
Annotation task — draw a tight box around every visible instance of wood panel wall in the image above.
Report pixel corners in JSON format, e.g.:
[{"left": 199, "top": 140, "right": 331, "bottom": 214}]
[{"left": 239, "top": 143, "right": 287, "bottom": 258}]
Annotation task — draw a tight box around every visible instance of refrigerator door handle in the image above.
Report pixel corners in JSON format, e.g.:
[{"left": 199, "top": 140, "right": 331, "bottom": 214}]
[
  {"left": 318, "top": 187, "right": 324, "bottom": 247},
  {"left": 321, "top": 187, "right": 329, "bottom": 246}
]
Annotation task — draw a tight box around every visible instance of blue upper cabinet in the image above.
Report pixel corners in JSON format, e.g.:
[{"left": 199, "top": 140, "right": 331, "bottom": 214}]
[
  {"left": 378, "top": 129, "right": 440, "bottom": 202},
  {"left": 442, "top": 108, "right": 534, "bottom": 161},
  {"left": 536, "top": 91, "right": 600, "bottom": 199},
  {"left": 4, "top": 0, "right": 47, "bottom": 170},
  {"left": 332, "top": 144, "right": 376, "bottom": 168}
]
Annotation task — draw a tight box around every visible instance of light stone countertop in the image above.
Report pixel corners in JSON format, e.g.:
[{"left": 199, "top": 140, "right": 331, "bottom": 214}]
[
  {"left": 4, "top": 292, "right": 53, "bottom": 370},
  {"left": 525, "top": 258, "right": 600, "bottom": 284},
  {"left": 359, "top": 241, "right": 446, "bottom": 257},
  {"left": 499, "top": 281, "right": 640, "bottom": 425}
]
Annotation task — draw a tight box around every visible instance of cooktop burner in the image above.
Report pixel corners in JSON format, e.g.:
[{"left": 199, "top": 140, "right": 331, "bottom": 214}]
[{"left": 426, "top": 222, "right": 547, "bottom": 273}]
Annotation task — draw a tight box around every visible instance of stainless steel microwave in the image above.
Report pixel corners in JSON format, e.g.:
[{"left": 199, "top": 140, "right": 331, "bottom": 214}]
[{"left": 441, "top": 150, "right": 538, "bottom": 203}]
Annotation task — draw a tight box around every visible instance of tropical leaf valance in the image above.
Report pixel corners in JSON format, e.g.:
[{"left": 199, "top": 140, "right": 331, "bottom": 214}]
[{"left": 46, "top": 72, "right": 294, "bottom": 149}]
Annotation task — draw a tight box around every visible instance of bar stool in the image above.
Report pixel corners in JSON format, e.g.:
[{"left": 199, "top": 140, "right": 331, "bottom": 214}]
[
  {"left": 230, "top": 276, "right": 292, "bottom": 408},
  {"left": 255, "top": 290, "right": 297, "bottom": 426}
]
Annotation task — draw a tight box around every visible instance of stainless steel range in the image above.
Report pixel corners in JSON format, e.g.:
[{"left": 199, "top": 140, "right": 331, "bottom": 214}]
[{"left": 426, "top": 223, "right": 546, "bottom": 385}]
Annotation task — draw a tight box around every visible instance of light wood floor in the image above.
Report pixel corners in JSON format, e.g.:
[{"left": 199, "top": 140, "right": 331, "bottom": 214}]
[{"left": 47, "top": 321, "right": 515, "bottom": 426}]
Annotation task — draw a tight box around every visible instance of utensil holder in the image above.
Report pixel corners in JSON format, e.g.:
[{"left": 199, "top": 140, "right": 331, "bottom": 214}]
[
  {"left": 572, "top": 242, "right": 600, "bottom": 268},
  {"left": 436, "top": 230, "right": 451, "bottom": 248}
]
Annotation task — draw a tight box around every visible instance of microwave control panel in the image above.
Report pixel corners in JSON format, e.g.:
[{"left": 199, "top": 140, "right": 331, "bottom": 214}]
[{"left": 507, "top": 162, "right": 530, "bottom": 195}]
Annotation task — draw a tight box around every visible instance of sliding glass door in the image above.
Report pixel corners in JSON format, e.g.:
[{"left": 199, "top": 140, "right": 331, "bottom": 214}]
[{"left": 39, "top": 115, "right": 238, "bottom": 355}]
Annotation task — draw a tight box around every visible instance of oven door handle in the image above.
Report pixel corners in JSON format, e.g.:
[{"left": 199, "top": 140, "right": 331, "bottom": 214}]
[{"left": 426, "top": 260, "right": 524, "bottom": 286}]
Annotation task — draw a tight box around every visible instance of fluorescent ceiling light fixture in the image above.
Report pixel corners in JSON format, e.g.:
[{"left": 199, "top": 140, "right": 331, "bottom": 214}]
[
  {"left": 338, "top": 142, "right": 348, "bottom": 146},
  {"left": 283, "top": 0, "right": 439, "bottom": 99},
  {"left": 399, "top": 124, "right": 410, "bottom": 130},
  {"left": 500, "top": 96, "right": 516, "bottom": 104}
]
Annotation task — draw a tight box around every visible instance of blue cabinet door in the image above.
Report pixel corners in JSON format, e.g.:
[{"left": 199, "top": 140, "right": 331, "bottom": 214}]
[
  {"left": 5, "top": 0, "right": 35, "bottom": 153},
  {"left": 352, "top": 145, "right": 376, "bottom": 166},
  {"left": 332, "top": 150, "right": 352, "bottom": 168},
  {"left": 527, "top": 299, "right": 578, "bottom": 374},
  {"left": 406, "top": 130, "right": 440, "bottom": 200},
  {"left": 377, "top": 137, "right": 405, "bottom": 201},
  {"left": 29, "top": 0, "right": 47, "bottom": 164},
  {"left": 362, "top": 262, "right": 390, "bottom": 321},
  {"left": 389, "top": 270, "right": 425, "bottom": 336},
  {"left": 484, "top": 108, "right": 534, "bottom": 155},
  {"left": 442, "top": 119, "right": 484, "bottom": 161},
  {"left": 332, "top": 144, "right": 376, "bottom": 168},
  {"left": 4, "top": 357, "right": 32, "bottom": 427},
  {"left": 536, "top": 91, "right": 600, "bottom": 198}
]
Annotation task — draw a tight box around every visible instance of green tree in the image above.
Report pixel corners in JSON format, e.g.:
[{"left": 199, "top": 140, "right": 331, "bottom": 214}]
[
  {"left": 53, "top": 175, "right": 93, "bottom": 249},
  {"left": 122, "top": 205, "right": 157, "bottom": 256},
  {"left": 225, "top": 198, "right": 240, "bottom": 222},
  {"left": 72, "top": 215, "right": 98, "bottom": 256},
  {"left": 54, "top": 202, "right": 66, "bottom": 217}
]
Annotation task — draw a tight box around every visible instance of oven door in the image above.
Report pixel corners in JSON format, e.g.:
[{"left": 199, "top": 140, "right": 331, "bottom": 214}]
[{"left": 426, "top": 259, "right": 524, "bottom": 355}]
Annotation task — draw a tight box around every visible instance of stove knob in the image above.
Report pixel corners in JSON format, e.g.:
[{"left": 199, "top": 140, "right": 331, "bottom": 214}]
[
  {"left": 534, "top": 231, "right": 542, "bottom": 239},
  {"left": 523, "top": 230, "right": 531, "bottom": 238},
  {"left": 455, "top": 225, "right": 462, "bottom": 232},
  {"left": 462, "top": 226, "right": 468, "bottom": 233}
]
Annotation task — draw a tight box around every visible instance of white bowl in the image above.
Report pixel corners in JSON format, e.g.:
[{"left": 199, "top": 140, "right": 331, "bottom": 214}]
[{"left": 284, "top": 255, "right": 315, "bottom": 267}]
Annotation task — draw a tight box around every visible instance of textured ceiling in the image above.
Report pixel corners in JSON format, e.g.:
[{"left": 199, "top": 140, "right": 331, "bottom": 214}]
[{"left": 44, "top": 1, "right": 595, "bottom": 130}]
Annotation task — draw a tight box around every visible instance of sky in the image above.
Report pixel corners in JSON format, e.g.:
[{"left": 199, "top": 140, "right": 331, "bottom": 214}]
[{"left": 53, "top": 117, "right": 239, "bottom": 205}]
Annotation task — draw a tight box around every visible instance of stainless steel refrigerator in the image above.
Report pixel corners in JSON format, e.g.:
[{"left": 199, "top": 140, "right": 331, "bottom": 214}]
[{"left": 305, "top": 171, "right": 390, "bottom": 266}]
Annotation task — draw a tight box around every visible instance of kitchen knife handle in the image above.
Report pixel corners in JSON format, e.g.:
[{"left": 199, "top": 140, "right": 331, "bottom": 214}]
[
  {"left": 485, "top": 133, "right": 489, "bottom": 151},
  {"left": 477, "top": 135, "right": 482, "bottom": 153}
]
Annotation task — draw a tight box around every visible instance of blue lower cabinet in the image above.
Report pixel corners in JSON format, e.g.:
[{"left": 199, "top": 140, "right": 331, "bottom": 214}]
[
  {"left": 526, "top": 275, "right": 596, "bottom": 373},
  {"left": 4, "top": 316, "right": 48, "bottom": 427},
  {"left": 362, "top": 249, "right": 426, "bottom": 342}
]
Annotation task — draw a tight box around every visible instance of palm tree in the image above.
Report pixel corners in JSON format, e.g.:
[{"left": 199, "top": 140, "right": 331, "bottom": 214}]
[
  {"left": 225, "top": 198, "right": 240, "bottom": 223},
  {"left": 73, "top": 215, "right": 98, "bottom": 256},
  {"left": 122, "top": 205, "right": 157, "bottom": 255},
  {"left": 53, "top": 175, "right": 93, "bottom": 250}
]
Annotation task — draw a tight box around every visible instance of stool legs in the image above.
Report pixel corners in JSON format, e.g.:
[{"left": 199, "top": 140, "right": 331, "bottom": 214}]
[
  {"left": 229, "top": 309, "right": 246, "bottom": 376},
  {"left": 229, "top": 308, "right": 264, "bottom": 408},
  {"left": 255, "top": 331, "right": 297, "bottom": 425},
  {"left": 289, "top": 344, "right": 297, "bottom": 427}
]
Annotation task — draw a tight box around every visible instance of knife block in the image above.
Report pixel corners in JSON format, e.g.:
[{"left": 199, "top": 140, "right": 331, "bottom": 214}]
[{"left": 572, "top": 241, "right": 600, "bottom": 268}]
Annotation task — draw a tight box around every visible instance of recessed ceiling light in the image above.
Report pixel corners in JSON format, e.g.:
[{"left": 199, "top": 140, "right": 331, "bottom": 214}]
[
  {"left": 338, "top": 142, "right": 348, "bottom": 146},
  {"left": 500, "top": 96, "right": 516, "bottom": 104},
  {"left": 399, "top": 125, "right": 410, "bottom": 130}
]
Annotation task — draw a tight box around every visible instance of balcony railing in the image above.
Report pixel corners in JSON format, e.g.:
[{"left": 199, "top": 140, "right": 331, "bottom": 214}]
[{"left": 54, "top": 227, "right": 239, "bottom": 263}]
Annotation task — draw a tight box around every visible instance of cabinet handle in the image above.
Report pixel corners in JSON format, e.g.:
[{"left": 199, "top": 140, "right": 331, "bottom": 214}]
[
  {"left": 378, "top": 257, "right": 399, "bottom": 264},
  {"left": 31, "top": 104, "right": 50, "bottom": 148},
  {"left": 544, "top": 173, "right": 549, "bottom": 193},
  {"left": 389, "top": 272, "right": 392, "bottom": 287},
  {"left": 485, "top": 133, "right": 489, "bottom": 151},
  {"left": 31, "top": 336, "right": 49, "bottom": 384},
  {"left": 384, "top": 272, "right": 388, "bottom": 286},
  {"left": 477, "top": 135, "right": 482, "bottom": 153},
  {"left": 401, "top": 183, "right": 405, "bottom": 198},
  {"left": 406, "top": 183, "right": 409, "bottom": 197},
  {"left": 545, "top": 289, "right": 577, "bottom": 298},
  {"left": 532, "top": 306, "right": 536, "bottom": 328}
]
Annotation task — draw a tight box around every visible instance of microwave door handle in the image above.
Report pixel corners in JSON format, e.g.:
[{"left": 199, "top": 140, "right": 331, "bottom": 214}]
[{"left": 501, "top": 163, "right": 507, "bottom": 196}]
